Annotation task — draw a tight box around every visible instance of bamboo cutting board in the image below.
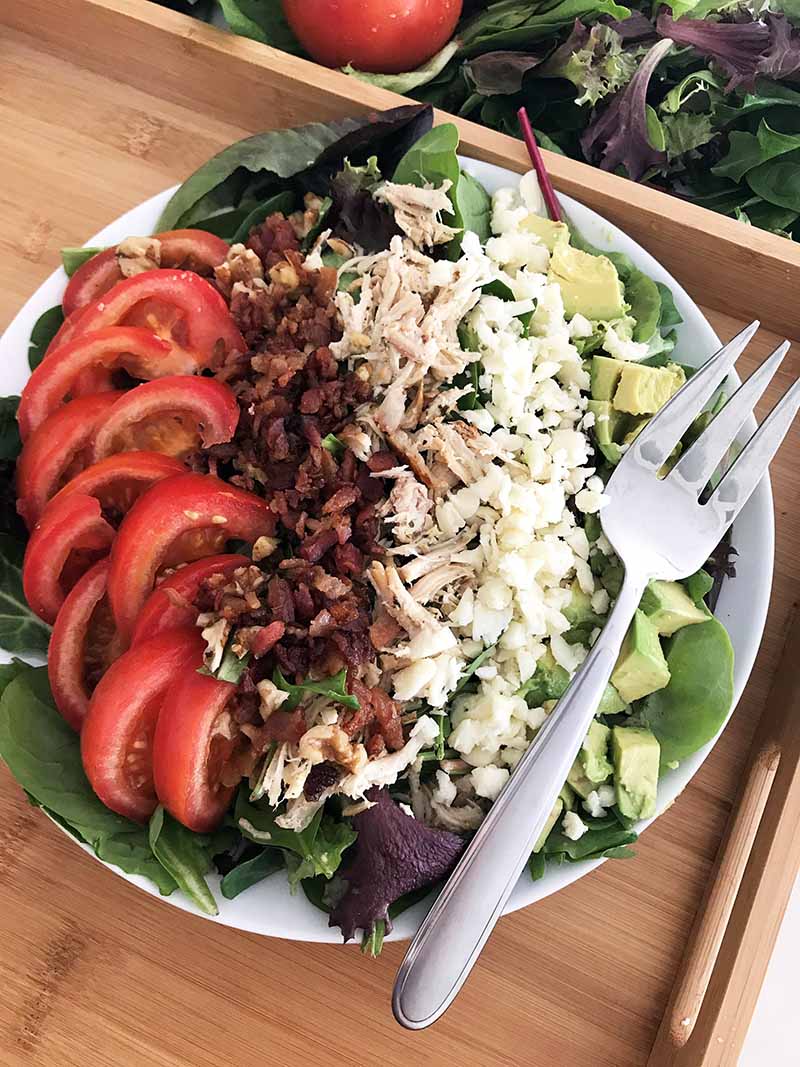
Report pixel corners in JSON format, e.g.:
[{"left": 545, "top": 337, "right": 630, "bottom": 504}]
[{"left": 1, "top": 6, "right": 800, "bottom": 1065}]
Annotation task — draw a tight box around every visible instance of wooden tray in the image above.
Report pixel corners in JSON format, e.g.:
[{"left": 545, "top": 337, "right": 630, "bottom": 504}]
[{"left": 1, "top": 3, "right": 798, "bottom": 1064}]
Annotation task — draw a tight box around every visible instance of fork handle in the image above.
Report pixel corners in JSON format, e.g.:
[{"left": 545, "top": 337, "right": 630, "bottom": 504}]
[{"left": 393, "top": 572, "right": 648, "bottom": 1030}]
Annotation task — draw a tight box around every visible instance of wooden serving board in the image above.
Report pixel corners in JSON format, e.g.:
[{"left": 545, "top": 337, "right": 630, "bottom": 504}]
[{"left": 0, "top": 4, "right": 798, "bottom": 1065}]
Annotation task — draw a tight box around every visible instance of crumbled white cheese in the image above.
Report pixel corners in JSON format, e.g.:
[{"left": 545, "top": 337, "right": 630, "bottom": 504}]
[
  {"left": 432, "top": 769, "right": 457, "bottom": 807},
  {"left": 470, "top": 764, "right": 510, "bottom": 800},
  {"left": 562, "top": 811, "right": 589, "bottom": 840}
]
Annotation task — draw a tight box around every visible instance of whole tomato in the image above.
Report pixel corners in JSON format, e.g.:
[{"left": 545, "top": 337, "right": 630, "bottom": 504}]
[{"left": 282, "top": 0, "right": 462, "bottom": 74}]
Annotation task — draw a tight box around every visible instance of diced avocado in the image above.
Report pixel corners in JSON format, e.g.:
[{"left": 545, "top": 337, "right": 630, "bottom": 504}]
[
  {"left": 548, "top": 244, "right": 626, "bottom": 321},
  {"left": 587, "top": 398, "right": 627, "bottom": 465},
  {"left": 640, "top": 580, "right": 709, "bottom": 636},
  {"left": 559, "top": 781, "right": 576, "bottom": 810},
  {"left": 579, "top": 720, "right": 613, "bottom": 783},
  {"left": 520, "top": 649, "right": 569, "bottom": 705},
  {"left": 567, "top": 759, "right": 594, "bottom": 799},
  {"left": 563, "top": 579, "right": 596, "bottom": 627},
  {"left": 610, "top": 610, "right": 671, "bottom": 703},
  {"left": 612, "top": 725, "right": 660, "bottom": 819},
  {"left": 591, "top": 354, "right": 625, "bottom": 401},
  {"left": 621, "top": 416, "right": 649, "bottom": 446},
  {"left": 533, "top": 798, "right": 563, "bottom": 852},
  {"left": 598, "top": 683, "right": 626, "bottom": 716},
  {"left": 521, "top": 213, "right": 570, "bottom": 252},
  {"left": 613, "top": 362, "right": 686, "bottom": 416}
]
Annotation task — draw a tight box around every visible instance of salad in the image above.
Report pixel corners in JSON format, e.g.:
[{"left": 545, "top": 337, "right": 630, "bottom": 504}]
[{"left": 0, "top": 104, "right": 735, "bottom": 955}]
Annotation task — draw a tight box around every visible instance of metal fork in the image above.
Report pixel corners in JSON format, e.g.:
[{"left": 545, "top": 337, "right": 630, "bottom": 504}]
[{"left": 393, "top": 321, "right": 800, "bottom": 1030}]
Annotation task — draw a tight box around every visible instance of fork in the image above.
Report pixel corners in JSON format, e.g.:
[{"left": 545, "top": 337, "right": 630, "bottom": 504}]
[{"left": 393, "top": 321, "right": 800, "bottom": 1030}]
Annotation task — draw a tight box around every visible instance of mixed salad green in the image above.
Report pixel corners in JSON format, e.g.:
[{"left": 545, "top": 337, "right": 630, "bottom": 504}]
[{"left": 0, "top": 106, "right": 736, "bottom": 953}]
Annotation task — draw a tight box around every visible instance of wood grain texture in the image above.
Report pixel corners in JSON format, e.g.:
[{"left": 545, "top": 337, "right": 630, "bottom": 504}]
[{"left": 0, "top": 12, "right": 799, "bottom": 1067}]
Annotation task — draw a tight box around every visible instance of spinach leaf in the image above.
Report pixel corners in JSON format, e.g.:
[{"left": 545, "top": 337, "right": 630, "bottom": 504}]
[
  {"left": 642, "top": 616, "right": 734, "bottom": 766},
  {"left": 529, "top": 849, "right": 547, "bottom": 881},
  {"left": 393, "top": 123, "right": 461, "bottom": 192},
  {"left": 713, "top": 120, "right": 800, "bottom": 182},
  {"left": 0, "top": 396, "right": 21, "bottom": 461},
  {"left": 157, "top": 105, "right": 432, "bottom": 231},
  {"left": 656, "top": 282, "right": 683, "bottom": 329},
  {"left": 683, "top": 569, "right": 714, "bottom": 606},
  {"left": 541, "top": 819, "right": 638, "bottom": 860},
  {"left": 28, "top": 305, "right": 65, "bottom": 371},
  {"left": 217, "top": 0, "right": 302, "bottom": 54},
  {"left": 96, "top": 831, "right": 178, "bottom": 895},
  {"left": 0, "top": 536, "right": 51, "bottom": 654},
  {"left": 230, "top": 191, "right": 297, "bottom": 245},
  {"left": 148, "top": 806, "right": 219, "bottom": 915},
  {"left": 220, "top": 848, "right": 283, "bottom": 899},
  {"left": 0, "top": 657, "right": 27, "bottom": 700},
  {"left": 273, "top": 666, "right": 359, "bottom": 711},
  {"left": 448, "top": 170, "right": 492, "bottom": 258},
  {"left": 747, "top": 147, "right": 800, "bottom": 210},
  {"left": 625, "top": 269, "right": 661, "bottom": 342},
  {"left": 61, "top": 247, "right": 104, "bottom": 276}
]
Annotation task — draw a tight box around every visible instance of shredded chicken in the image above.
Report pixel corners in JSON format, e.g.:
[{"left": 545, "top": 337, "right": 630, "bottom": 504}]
[
  {"left": 410, "top": 563, "right": 471, "bottom": 605},
  {"left": 379, "top": 473, "right": 432, "bottom": 545},
  {"left": 117, "top": 236, "right": 161, "bottom": 277},
  {"left": 374, "top": 180, "right": 460, "bottom": 248}
]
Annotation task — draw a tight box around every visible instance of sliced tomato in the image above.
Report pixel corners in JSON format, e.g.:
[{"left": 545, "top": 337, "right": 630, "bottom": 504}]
[
  {"left": 15, "top": 392, "right": 123, "bottom": 528},
  {"left": 62, "top": 231, "right": 230, "bottom": 317},
  {"left": 153, "top": 666, "right": 240, "bottom": 832},
  {"left": 69, "top": 269, "right": 244, "bottom": 374},
  {"left": 131, "top": 553, "right": 249, "bottom": 647},
  {"left": 90, "top": 376, "right": 239, "bottom": 462},
  {"left": 108, "top": 473, "right": 275, "bottom": 643},
  {"left": 23, "top": 494, "right": 115, "bottom": 623},
  {"left": 18, "top": 327, "right": 171, "bottom": 440},
  {"left": 81, "top": 628, "right": 205, "bottom": 822},
  {"left": 48, "top": 559, "right": 122, "bottom": 731},
  {"left": 51, "top": 451, "right": 186, "bottom": 522}
]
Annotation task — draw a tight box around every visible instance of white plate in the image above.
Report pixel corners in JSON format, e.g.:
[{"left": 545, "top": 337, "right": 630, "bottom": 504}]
[{"left": 0, "top": 158, "right": 774, "bottom": 942}]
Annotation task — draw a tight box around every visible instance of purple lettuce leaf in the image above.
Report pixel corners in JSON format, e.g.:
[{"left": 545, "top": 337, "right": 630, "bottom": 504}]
[
  {"left": 602, "top": 11, "right": 658, "bottom": 43},
  {"left": 656, "top": 11, "right": 770, "bottom": 92},
  {"left": 464, "top": 51, "right": 544, "bottom": 96},
  {"left": 580, "top": 37, "right": 673, "bottom": 181},
  {"left": 328, "top": 787, "right": 466, "bottom": 942},
  {"left": 758, "top": 13, "right": 800, "bottom": 83},
  {"left": 541, "top": 19, "right": 640, "bottom": 107}
]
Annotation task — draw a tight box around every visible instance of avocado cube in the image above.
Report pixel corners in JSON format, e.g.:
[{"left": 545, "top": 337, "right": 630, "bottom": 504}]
[
  {"left": 548, "top": 244, "right": 626, "bottom": 321},
  {"left": 563, "top": 579, "right": 596, "bottom": 627},
  {"left": 579, "top": 720, "right": 613, "bottom": 783},
  {"left": 598, "top": 683, "right": 626, "bottom": 716},
  {"left": 613, "top": 362, "right": 686, "bottom": 416},
  {"left": 640, "top": 580, "right": 710, "bottom": 636},
  {"left": 590, "top": 355, "right": 625, "bottom": 401},
  {"left": 521, "top": 213, "right": 570, "bottom": 252},
  {"left": 533, "top": 798, "right": 563, "bottom": 852},
  {"left": 612, "top": 725, "right": 660, "bottom": 820},
  {"left": 610, "top": 610, "right": 671, "bottom": 703},
  {"left": 559, "top": 781, "right": 576, "bottom": 810},
  {"left": 567, "top": 759, "right": 594, "bottom": 800},
  {"left": 587, "top": 398, "right": 629, "bottom": 465}
]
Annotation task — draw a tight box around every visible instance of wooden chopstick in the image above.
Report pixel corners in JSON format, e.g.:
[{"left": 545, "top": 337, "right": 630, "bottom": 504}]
[{"left": 517, "top": 107, "right": 562, "bottom": 222}]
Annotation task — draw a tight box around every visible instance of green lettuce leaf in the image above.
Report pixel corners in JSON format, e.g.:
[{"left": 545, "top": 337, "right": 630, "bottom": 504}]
[{"left": 148, "top": 806, "right": 219, "bottom": 915}]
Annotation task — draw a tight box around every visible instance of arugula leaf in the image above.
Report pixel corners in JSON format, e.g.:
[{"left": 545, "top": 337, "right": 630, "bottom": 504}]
[
  {"left": 321, "top": 433, "right": 345, "bottom": 456},
  {"left": 220, "top": 848, "right": 283, "bottom": 899},
  {"left": 452, "top": 645, "right": 497, "bottom": 696},
  {"left": 0, "top": 535, "right": 52, "bottom": 654},
  {"left": 199, "top": 642, "right": 251, "bottom": 685},
  {"left": 230, "top": 191, "right": 297, "bottom": 245},
  {"left": 217, "top": 0, "right": 302, "bottom": 54},
  {"left": 148, "top": 806, "right": 219, "bottom": 915},
  {"left": 0, "top": 396, "right": 21, "bottom": 462},
  {"left": 273, "top": 666, "right": 359, "bottom": 711},
  {"left": 157, "top": 105, "right": 433, "bottom": 231},
  {"left": 61, "top": 247, "right": 104, "bottom": 276},
  {"left": 28, "top": 305, "right": 65, "bottom": 371}
]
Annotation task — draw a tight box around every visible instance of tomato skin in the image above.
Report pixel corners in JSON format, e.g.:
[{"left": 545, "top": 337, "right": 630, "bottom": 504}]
[
  {"left": 90, "top": 376, "right": 240, "bottom": 462},
  {"left": 70, "top": 269, "right": 245, "bottom": 371},
  {"left": 282, "top": 0, "right": 462, "bottom": 72},
  {"left": 131, "top": 553, "right": 249, "bottom": 647},
  {"left": 23, "top": 493, "right": 116, "bottom": 623},
  {"left": 62, "top": 231, "right": 230, "bottom": 317},
  {"left": 48, "top": 559, "right": 117, "bottom": 731},
  {"left": 152, "top": 666, "right": 238, "bottom": 832},
  {"left": 15, "top": 392, "right": 124, "bottom": 528},
  {"left": 81, "top": 629, "right": 205, "bottom": 823},
  {"left": 52, "top": 451, "right": 186, "bottom": 517},
  {"left": 108, "top": 473, "right": 275, "bottom": 643},
  {"left": 17, "top": 327, "right": 171, "bottom": 440}
]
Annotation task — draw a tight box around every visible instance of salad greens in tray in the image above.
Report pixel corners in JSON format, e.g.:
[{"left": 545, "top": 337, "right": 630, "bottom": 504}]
[{"left": 0, "top": 104, "right": 735, "bottom": 953}]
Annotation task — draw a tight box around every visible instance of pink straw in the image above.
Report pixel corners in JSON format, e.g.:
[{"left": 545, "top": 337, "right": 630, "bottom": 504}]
[{"left": 517, "top": 106, "right": 562, "bottom": 222}]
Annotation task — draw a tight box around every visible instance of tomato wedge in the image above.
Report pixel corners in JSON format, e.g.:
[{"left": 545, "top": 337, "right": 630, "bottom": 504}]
[
  {"left": 48, "top": 559, "right": 121, "bottom": 731},
  {"left": 52, "top": 451, "right": 186, "bottom": 521},
  {"left": 63, "top": 231, "right": 230, "bottom": 317},
  {"left": 108, "top": 473, "right": 275, "bottom": 643},
  {"left": 131, "top": 553, "right": 249, "bottom": 647},
  {"left": 153, "top": 666, "right": 240, "bottom": 832},
  {"left": 23, "top": 494, "right": 115, "bottom": 623},
  {"left": 18, "top": 327, "right": 171, "bottom": 440},
  {"left": 15, "top": 391, "right": 123, "bottom": 528},
  {"left": 68, "top": 269, "right": 244, "bottom": 373},
  {"left": 90, "top": 376, "right": 240, "bottom": 462},
  {"left": 81, "top": 628, "right": 205, "bottom": 822}
]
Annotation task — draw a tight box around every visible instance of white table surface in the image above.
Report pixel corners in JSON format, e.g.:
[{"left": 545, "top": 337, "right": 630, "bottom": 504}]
[{"left": 739, "top": 873, "right": 800, "bottom": 1064}]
